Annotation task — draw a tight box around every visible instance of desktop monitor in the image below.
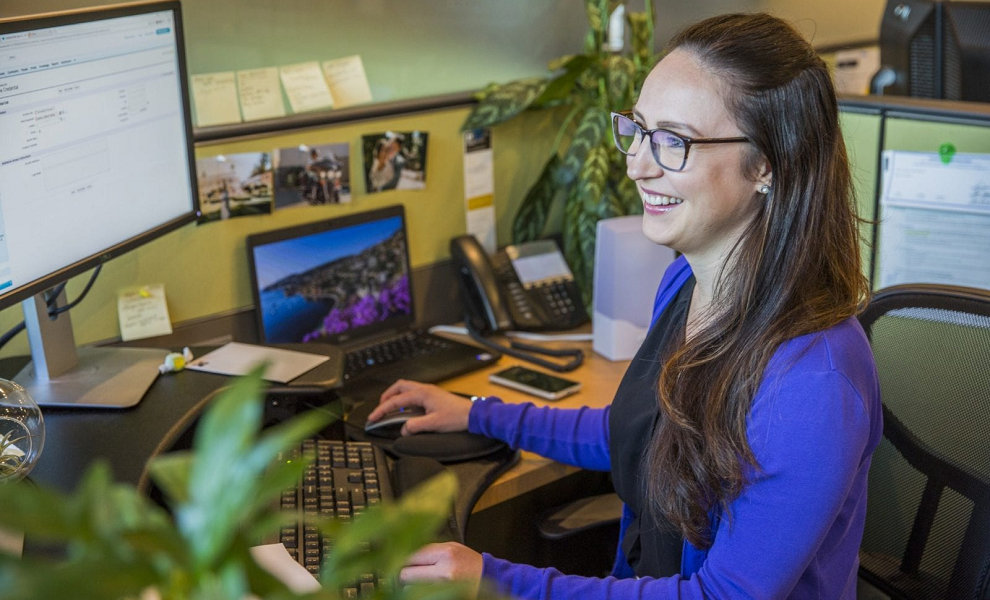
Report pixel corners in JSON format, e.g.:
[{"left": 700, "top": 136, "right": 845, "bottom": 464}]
[
  {"left": 876, "top": 0, "right": 990, "bottom": 102},
  {"left": 0, "top": 1, "right": 199, "bottom": 407}
]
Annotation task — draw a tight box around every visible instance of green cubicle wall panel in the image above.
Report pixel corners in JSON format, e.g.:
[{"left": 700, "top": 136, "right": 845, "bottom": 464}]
[
  {"left": 0, "top": 105, "right": 560, "bottom": 357},
  {"left": 874, "top": 117, "right": 990, "bottom": 286},
  {"left": 884, "top": 117, "right": 990, "bottom": 155},
  {"left": 839, "top": 110, "right": 882, "bottom": 284}
]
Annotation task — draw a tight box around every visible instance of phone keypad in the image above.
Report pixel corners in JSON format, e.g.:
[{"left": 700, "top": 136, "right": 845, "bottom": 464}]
[
  {"left": 507, "top": 281, "right": 536, "bottom": 323},
  {"left": 541, "top": 281, "right": 576, "bottom": 318}
]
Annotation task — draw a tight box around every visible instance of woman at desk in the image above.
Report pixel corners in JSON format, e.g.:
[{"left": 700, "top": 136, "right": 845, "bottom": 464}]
[{"left": 368, "top": 12, "right": 881, "bottom": 599}]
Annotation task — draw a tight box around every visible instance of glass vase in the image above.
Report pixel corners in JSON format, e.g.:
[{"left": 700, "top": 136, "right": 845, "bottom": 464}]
[{"left": 0, "top": 378, "right": 45, "bottom": 482}]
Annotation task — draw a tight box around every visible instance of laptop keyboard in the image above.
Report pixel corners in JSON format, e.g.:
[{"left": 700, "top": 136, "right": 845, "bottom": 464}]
[
  {"left": 277, "top": 438, "right": 395, "bottom": 592},
  {"left": 344, "top": 331, "right": 455, "bottom": 380}
]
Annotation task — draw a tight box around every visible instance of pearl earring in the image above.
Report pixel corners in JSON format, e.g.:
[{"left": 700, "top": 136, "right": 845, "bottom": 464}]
[{"left": 759, "top": 184, "right": 771, "bottom": 195}]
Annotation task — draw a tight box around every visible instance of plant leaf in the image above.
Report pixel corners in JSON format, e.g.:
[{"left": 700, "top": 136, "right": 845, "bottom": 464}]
[
  {"left": 0, "top": 472, "right": 78, "bottom": 541},
  {"left": 178, "top": 367, "right": 268, "bottom": 565},
  {"left": 321, "top": 472, "right": 457, "bottom": 587},
  {"left": 534, "top": 55, "right": 595, "bottom": 107},
  {"left": 584, "top": 0, "right": 604, "bottom": 40},
  {"left": 547, "top": 54, "right": 576, "bottom": 72},
  {"left": 461, "top": 77, "right": 547, "bottom": 131},
  {"left": 627, "top": 10, "right": 656, "bottom": 69},
  {"left": 147, "top": 451, "right": 193, "bottom": 504},
  {"left": 557, "top": 109, "right": 608, "bottom": 187},
  {"left": 577, "top": 144, "right": 610, "bottom": 214},
  {"left": 0, "top": 554, "right": 162, "bottom": 600},
  {"left": 605, "top": 55, "right": 635, "bottom": 108},
  {"left": 512, "top": 154, "right": 561, "bottom": 244},
  {"left": 561, "top": 186, "right": 600, "bottom": 309}
]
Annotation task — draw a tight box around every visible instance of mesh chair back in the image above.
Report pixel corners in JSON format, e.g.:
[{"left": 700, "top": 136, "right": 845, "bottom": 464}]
[{"left": 858, "top": 284, "right": 990, "bottom": 600}]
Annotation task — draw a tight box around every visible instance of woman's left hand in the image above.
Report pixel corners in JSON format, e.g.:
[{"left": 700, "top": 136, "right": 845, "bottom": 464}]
[{"left": 400, "top": 542, "right": 483, "bottom": 595}]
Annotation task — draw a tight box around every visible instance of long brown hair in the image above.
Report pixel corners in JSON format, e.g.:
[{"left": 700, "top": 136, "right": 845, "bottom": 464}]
[{"left": 645, "top": 13, "right": 870, "bottom": 549}]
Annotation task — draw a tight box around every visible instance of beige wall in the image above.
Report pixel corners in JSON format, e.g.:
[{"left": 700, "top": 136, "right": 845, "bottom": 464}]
[{"left": 656, "top": 0, "right": 885, "bottom": 49}]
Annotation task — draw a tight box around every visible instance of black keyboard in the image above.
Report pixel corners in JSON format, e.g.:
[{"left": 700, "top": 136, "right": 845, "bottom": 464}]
[
  {"left": 344, "top": 331, "right": 455, "bottom": 380},
  {"left": 277, "top": 438, "right": 395, "bottom": 592}
]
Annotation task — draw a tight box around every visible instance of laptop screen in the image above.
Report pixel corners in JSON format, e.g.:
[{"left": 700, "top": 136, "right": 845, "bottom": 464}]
[{"left": 247, "top": 206, "right": 414, "bottom": 345}]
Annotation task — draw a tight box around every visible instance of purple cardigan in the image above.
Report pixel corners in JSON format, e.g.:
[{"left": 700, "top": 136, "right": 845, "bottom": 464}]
[{"left": 467, "top": 256, "right": 882, "bottom": 599}]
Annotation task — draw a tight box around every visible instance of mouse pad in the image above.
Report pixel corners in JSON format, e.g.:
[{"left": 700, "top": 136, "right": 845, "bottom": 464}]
[
  {"left": 344, "top": 388, "right": 508, "bottom": 464},
  {"left": 391, "top": 431, "right": 508, "bottom": 463}
]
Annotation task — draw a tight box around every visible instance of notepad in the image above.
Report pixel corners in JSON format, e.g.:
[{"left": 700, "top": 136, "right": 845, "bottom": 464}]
[{"left": 186, "top": 342, "right": 329, "bottom": 383}]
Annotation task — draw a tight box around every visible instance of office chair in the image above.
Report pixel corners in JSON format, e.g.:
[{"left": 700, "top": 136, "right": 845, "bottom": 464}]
[{"left": 857, "top": 284, "right": 990, "bottom": 600}]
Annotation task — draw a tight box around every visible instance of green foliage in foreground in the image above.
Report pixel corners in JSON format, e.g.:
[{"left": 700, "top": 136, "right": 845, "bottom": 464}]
[{"left": 0, "top": 366, "right": 471, "bottom": 599}]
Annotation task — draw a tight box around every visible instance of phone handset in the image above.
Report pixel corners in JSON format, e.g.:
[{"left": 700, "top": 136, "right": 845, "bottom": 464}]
[
  {"left": 449, "top": 234, "right": 514, "bottom": 332},
  {"left": 449, "top": 234, "right": 584, "bottom": 373}
]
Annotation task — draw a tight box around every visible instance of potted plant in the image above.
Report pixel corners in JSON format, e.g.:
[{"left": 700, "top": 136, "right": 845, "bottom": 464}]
[
  {"left": 0, "top": 367, "right": 470, "bottom": 599},
  {"left": 462, "top": 0, "right": 657, "bottom": 304}
]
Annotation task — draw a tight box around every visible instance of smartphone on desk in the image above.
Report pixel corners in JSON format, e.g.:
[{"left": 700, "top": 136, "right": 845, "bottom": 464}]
[{"left": 489, "top": 366, "right": 581, "bottom": 401}]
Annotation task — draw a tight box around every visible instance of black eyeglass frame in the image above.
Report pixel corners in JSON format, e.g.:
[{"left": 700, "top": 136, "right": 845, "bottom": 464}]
[{"left": 610, "top": 110, "right": 751, "bottom": 172}]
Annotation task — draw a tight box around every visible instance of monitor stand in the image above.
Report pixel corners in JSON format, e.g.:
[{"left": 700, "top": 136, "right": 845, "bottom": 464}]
[{"left": 13, "top": 291, "right": 165, "bottom": 408}]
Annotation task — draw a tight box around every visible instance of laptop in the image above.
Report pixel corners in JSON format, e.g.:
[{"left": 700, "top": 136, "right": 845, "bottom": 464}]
[{"left": 246, "top": 205, "right": 499, "bottom": 385}]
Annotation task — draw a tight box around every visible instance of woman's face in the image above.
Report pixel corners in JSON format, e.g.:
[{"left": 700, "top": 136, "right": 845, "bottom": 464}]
[{"left": 627, "top": 49, "right": 768, "bottom": 263}]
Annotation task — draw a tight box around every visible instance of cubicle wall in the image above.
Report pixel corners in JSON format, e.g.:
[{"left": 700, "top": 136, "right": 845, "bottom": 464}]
[
  {"left": 840, "top": 97, "right": 990, "bottom": 289},
  {"left": 0, "top": 95, "right": 987, "bottom": 358}
]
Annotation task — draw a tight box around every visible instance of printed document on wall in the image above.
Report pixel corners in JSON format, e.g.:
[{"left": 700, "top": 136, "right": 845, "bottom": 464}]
[
  {"left": 463, "top": 129, "right": 496, "bottom": 254},
  {"left": 877, "top": 150, "right": 990, "bottom": 291}
]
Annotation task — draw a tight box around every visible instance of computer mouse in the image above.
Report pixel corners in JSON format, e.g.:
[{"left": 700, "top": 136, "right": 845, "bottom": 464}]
[{"left": 364, "top": 406, "right": 427, "bottom": 437}]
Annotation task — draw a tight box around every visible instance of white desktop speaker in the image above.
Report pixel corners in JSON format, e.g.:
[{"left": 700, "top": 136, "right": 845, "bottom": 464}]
[{"left": 593, "top": 215, "right": 676, "bottom": 361}]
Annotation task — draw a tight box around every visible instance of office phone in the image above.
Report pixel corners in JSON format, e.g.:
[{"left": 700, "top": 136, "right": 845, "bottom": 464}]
[{"left": 450, "top": 235, "right": 588, "bottom": 333}]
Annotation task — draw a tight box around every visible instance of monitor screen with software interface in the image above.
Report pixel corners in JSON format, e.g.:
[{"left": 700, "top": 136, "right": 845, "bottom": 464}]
[
  {"left": 0, "top": 2, "right": 198, "bottom": 407},
  {"left": 0, "top": 1, "right": 197, "bottom": 309}
]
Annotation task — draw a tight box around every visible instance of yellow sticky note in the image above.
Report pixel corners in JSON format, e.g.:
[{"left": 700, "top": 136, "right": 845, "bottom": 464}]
[
  {"left": 322, "top": 55, "right": 373, "bottom": 109},
  {"left": 279, "top": 62, "right": 334, "bottom": 113},
  {"left": 118, "top": 284, "right": 173, "bottom": 342},
  {"left": 237, "top": 67, "right": 287, "bottom": 121},
  {"left": 190, "top": 71, "right": 242, "bottom": 127}
]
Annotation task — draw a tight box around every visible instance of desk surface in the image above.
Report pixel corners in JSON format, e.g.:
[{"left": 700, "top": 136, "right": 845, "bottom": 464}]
[
  {"left": 11, "top": 334, "right": 629, "bottom": 512},
  {"left": 434, "top": 333, "right": 627, "bottom": 512}
]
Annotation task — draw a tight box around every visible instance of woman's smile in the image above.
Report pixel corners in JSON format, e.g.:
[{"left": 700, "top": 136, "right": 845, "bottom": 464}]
[{"left": 642, "top": 188, "right": 684, "bottom": 215}]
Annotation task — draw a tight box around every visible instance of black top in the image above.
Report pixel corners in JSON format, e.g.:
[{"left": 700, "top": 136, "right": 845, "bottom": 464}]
[{"left": 609, "top": 276, "right": 695, "bottom": 577}]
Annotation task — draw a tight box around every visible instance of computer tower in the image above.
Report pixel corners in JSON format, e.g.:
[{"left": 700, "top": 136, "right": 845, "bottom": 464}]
[
  {"left": 877, "top": 0, "right": 990, "bottom": 102},
  {"left": 877, "top": 0, "right": 942, "bottom": 98},
  {"left": 942, "top": 2, "right": 990, "bottom": 102}
]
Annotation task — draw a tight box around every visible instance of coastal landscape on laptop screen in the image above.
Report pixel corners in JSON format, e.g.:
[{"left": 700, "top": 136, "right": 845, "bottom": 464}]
[{"left": 253, "top": 216, "right": 410, "bottom": 343}]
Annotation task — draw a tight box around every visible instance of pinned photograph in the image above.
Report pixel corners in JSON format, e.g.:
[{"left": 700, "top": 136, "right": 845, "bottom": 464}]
[
  {"left": 362, "top": 130, "right": 428, "bottom": 193},
  {"left": 196, "top": 152, "right": 273, "bottom": 224},
  {"left": 273, "top": 142, "right": 351, "bottom": 209}
]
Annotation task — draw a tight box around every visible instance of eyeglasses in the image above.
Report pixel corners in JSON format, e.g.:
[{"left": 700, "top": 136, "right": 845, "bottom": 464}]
[{"left": 610, "top": 111, "right": 751, "bottom": 172}]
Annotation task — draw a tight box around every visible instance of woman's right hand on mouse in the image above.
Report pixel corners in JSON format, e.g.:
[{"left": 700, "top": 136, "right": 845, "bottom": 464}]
[{"left": 368, "top": 379, "right": 473, "bottom": 436}]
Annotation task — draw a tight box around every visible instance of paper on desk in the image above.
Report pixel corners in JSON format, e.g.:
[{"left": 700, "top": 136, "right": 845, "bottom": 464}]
[
  {"left": 190, "top": 71, "right": 242, "bottom": 127},
  {"left": 322, "top": 55, "right": 373, "bottom": 108},
  {"left": 237, "top": 67, "right": 286, "bottom": 121},
  {"left": 280, "top": 61, "right": 334, "bottom": 113},
  {"left": 185, "top": 342, "right": 328, "bottom": 383},
  {"left": 877, "top": 150, "right": 990, "bottom": 290},
  {"left": 117, "top": 284, "right": 173, "bottom": 342},
  {"left": 250, "top": 544, "right": 321, "bottom": 593}
]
